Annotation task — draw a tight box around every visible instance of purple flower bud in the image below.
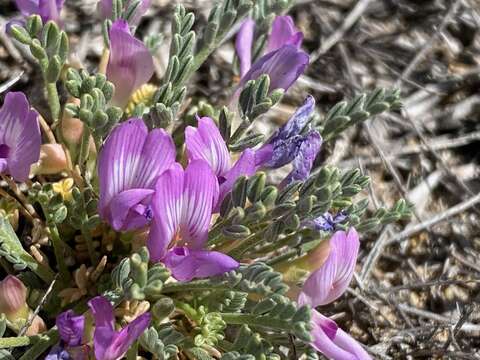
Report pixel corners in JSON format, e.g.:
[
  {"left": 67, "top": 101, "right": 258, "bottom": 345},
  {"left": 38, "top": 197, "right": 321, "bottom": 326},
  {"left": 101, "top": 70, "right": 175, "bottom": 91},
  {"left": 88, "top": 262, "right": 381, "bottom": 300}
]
[
  {"left": 56, "top": 310, "right": 85, "bottom": 347},
  {"left": 0, "top": 92, "right": 41, "bottom": 182},
  {"left": 88, "top": 296, "right": 150, "bottom": 360},
  {"left": 236, "top": 16, "right": 305, "bottom": 84},
  {"left": 299, "top": 228, "right": 360, "bottom": 308},
  {"left": 256, "top": 96, "right": 321, "bottom": 183},
  {"left": 14, "top": 0, "right": 64, "bottom": 23},
  {"left": 240, "top": 44, "right": 308, "bottom": 93},
  {"left": 107, "top": 20, "right": 154, "bottom": 107}
]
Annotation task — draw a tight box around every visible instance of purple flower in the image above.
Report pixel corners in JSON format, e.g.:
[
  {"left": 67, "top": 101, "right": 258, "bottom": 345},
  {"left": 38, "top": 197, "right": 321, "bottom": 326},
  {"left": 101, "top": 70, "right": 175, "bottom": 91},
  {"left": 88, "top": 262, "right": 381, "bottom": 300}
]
[
  {"left": 236, "top": 16, "right": 308, "bottom": 92},
  {"left": 88, "top": 296, "right": 150, "bottom": 360},
  {"left": 0, "top": 92, "right": 41, "bottom": 182},
  {"left": 185, "top": 116, "right": 256, "bottom": 210},
  {"left": 299, "top": 228, "right": 359, "bottom": 308},
  {"left": 99, "top": 0, "right": 150, "bottom": 27},
  {"left": 14, "top": 0, "right": 64, "bottom": 23},
  {"left": 297, "top": 228, "right": 370, "bottom": 359},
  {"left": 98, "top": 118, "right": 175, "bottom": 231},
  {"left": 148, "top": 160, "right": 239, "bottom": 280},
  {"left": 56, "top": 310, "right": 85, "bottom": 347},
  {"left": 310, "top": 310, "right": 371, "bottom": 360},
  {"left": 255, "top": 96, "right": 321, "bottom": 183},
  {"left": 45, "top": 345, "right": 72, "bottom": 360},
  {"left": 305, "top": 210, "right": 348, "bottom": 232},
  {"left": 107, "top": 20, "right": 154, "bottom": 107},
  {"left": 163, "top": 246, "right": 239, "bottom": 282}
]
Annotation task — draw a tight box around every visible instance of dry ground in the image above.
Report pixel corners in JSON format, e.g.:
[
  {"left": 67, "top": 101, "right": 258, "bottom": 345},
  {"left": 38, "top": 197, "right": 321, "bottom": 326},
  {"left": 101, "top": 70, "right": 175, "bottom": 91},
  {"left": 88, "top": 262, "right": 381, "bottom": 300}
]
[{"left": 1, "top": 0, "right": 480, "bottom": 358}]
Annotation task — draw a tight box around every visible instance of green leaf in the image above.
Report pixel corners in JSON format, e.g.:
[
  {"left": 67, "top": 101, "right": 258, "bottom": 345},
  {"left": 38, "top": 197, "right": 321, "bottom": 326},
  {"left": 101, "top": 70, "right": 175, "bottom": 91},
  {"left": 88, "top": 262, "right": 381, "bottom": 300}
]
[{"left": 0, "top": 217, "right": 54, "bottom": 283}]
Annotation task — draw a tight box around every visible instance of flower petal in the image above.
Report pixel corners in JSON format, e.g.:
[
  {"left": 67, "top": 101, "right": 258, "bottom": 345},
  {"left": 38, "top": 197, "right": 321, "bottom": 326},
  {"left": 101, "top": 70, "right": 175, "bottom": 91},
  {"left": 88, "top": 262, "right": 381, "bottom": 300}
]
[
  {"left": 333, "top": 327, "right": 372, "bottom": 360},
  {"left": 106, "top": 312, "right": 150, "bottom": 360},
  {"left": 107, "top": 20, "right": 154, "bottom": 107},
  {"left": 0, "top": 92, "right": 41, "bottom": 182},
  {"left": 284, "top": 130, "right": 322, "bottom": 183},
  {"left": 311, "top": 310, "right": 363, "bottom": 360},
  {"left": 266, "top": 16, "right": 303, "bottom": 53},
  {"left": 148, "top": 163, "right": 184, "bottom": 262},
  {"left": 185, "top": 116, "right": 230, "bottom": 177},
  {"left": 326, "top": 228, "right": 359, "bottom": 303},
  {"left": 164, "top": 247, "right": 239, "bottom": 281},
  {"left": 277, "top": 95, "right": 315, "bottom": 140},
  {"left": 88, "top": 296, "right": 115, "bottom": 330},
  {"left": 14, "top": 0, "right": 39, "bottom": 16},
  {"left": 298, "top": 242, "right": 338, "bottom": 308},
  {"left": 127, "top": 0, "right": 150, "bottom": 27},
  {"left": 56, "top": 310, "right": 85, "bottom": 347},
  {"left": 241, "top": 45, "right": 309, "bottom": 92},
  {"left": 98, "top": 118, "right": 175, "bottom": 228},
  {"left": 38, "top": 0, "right": 63, "bottom": 23},
  {"left": 235, "top": 19, "right": 255, "bottom": 77},
  {"left": 180, "top": 160, "right": 219, "bottom": 249},
  {"left": 216, "top": 149, "right": 255, "bottom": 211},
  {"left": 299, "top": 228, "right": 359, "bottom": 307},
  {"left": 109, "top": 188, "right": 154, "bottom": 231}
]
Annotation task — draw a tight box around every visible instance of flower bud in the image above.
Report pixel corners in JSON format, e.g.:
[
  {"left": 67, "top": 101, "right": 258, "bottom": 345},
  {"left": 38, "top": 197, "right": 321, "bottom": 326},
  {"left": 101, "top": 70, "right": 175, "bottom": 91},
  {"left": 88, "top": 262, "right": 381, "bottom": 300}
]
[
  {"left": 32, "top": 144, "right": 68, "bottom": 175},
  {"left": 25, "top": 315, "right": 46, "bottom": 336},
  {"left": 0, "top": 275, "right": 27, "bottom": 314}
]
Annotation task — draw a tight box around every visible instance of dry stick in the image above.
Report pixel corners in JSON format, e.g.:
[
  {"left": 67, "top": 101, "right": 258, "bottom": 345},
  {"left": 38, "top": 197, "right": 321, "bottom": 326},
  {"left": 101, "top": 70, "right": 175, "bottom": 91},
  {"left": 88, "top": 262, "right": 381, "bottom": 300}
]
[
  {"left": 385, "top": 192, "right": 480, "bottom": 246},
  {"left": 310, "top": 0, "right": 374, "bottom": 61},
  {"left": 1, "top": 175, "right": 38, "bottom": 219},
  {"left": 17, "top": 276, "right": 57, "bottom": 337},
  {"left": 394, "top": 0, "right": 462, "bottom": 88},
  {"left": 397, "top": 304, "right": 480, "bottom": 333},
  {"left": 339, "top": 131, "right": 480, "bottom": 168},
  {"left": 0, "top": 188, "right": 34, "bottom": 224}
]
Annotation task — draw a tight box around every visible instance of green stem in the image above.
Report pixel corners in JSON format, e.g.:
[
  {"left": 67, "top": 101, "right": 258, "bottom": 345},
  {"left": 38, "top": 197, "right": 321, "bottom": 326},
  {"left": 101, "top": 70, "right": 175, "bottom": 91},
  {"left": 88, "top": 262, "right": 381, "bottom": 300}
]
[
  {"left": 48, "top": 223, "right": 70, "bottom": 282},
  {"left": 162, "top": 280, "right": 231, "bottom": 293},
  {"left": 78, "top": 125, "right": 91, "bottom": 171},
  {"left": 226, "top": 230, "right": 265, "bottom": 259},
  {"left": 220, "top": 313, "right": 295, "bottom": 333},
  {"left": 0, "top": 336, "right": 31, "bottom": 348},
  {"left": 81, "top": 224, "right": 98, "bottom": 265},
  {"left": 45, "top": 82, "right": 60, "bottom": 124},
  {"left": 18, "top": 329, "right": 59, "bottom": 360},
  {"left": 126, "top": 341, "right": 138, "bottom": 360}
]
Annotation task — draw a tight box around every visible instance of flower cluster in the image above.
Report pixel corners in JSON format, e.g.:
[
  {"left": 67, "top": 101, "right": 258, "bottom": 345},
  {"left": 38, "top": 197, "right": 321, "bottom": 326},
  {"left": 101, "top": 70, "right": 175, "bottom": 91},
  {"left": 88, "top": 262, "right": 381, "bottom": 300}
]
[{"left": 0, "top": 1, "right": 410, "bottom": 359}]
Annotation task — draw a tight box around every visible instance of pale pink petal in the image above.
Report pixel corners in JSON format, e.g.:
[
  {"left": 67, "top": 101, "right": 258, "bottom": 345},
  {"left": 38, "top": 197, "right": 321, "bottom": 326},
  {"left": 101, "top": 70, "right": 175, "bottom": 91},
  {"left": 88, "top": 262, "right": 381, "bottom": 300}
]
[
  {"left": 148, "top": 163, "right": 184, "bottom": 262},
  {"left": 185, "top": 116, "right": 230, "bottom": 177},
  {"left": 235, "top": 19, "right": 255, "bottom": 77},
  {"left": 107, "top": 20, "right": 154, "bottom": 107},
  {"left": 180, "top": 160, "right": 219, "bottom": 249}
]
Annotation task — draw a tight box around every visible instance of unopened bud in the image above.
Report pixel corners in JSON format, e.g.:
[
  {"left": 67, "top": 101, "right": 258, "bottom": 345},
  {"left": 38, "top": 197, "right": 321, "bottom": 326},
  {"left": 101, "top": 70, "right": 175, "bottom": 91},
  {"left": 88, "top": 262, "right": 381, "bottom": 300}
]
[
  {"left": 33, "top": 144, "right": 68, "bottom": 175},
  {"left": 0, "top": 275, "right": 27, "bottom": 314}
]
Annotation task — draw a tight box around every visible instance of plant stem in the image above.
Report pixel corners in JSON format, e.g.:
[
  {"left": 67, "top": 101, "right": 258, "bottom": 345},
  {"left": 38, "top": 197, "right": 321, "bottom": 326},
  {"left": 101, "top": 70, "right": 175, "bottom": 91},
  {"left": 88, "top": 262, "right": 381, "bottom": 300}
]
[
  {"left": 78, "top": 125, "right": 91, "bottom": 172},
  {"left": 226, "top": 230, "right": 265, "bottom": 259},
  {"left": 126, "top": 341, "right": 138, "bottom": 360},
  {"left": 46, "top": 82, "right": 60, "bottom": 124},
  {"left": 220, "top": 313, "right": 294, "bottom": 332},
  {"left": 0, "top": 336, "right": 31, "bottom": 348},
  {"left": 162, "top": 280, "right": 231, "bottom": 293},
  {"left": 81, "top": 224, "right": 98, "bottom": 265},
  {"left": 18, "top": 329, "right": 59, "bottom": 360},
  {"left": 48, "top": 223, "right": 70, "bottom": 282}
]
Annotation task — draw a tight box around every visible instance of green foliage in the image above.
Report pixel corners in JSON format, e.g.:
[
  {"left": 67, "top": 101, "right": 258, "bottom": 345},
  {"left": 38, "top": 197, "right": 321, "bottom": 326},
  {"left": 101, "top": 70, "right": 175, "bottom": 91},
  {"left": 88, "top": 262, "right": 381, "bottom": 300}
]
[
  {"left": 140, "top": 325, "right": 183, "bottom": 360},
  {"left": 64, "top": 69, "right": 123, "bottom": 140},
  {"left": 110, "top": 247, "right": 170, "bottom": 301},
  {"left": 320, "top": 88, "right": 402, "bottom": 141},
  {"left": 0, "top": 217, "right": 54, "bottom": 282},
  {"left": 28, "top": 183, "right": 67, "bottom": 225}
]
